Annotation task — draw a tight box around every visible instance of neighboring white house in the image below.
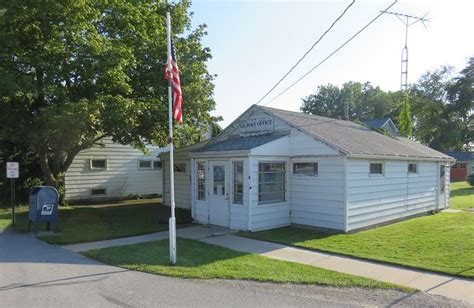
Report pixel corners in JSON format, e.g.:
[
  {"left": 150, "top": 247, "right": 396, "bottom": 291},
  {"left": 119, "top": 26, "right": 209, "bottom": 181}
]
[
  {"left": 65, "top": 137, "right": 168, "bottom": 201},
  {"left": 160, "top": 105, "right": 454, "bottom": 232}
]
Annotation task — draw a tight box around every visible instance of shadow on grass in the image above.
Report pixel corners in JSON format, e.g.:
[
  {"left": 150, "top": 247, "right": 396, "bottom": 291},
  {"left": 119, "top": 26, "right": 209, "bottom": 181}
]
[
  {"left": 450, "top": 187, "right": 474, "bottom": 197},
  {"left": 83, "top": 238, "right": 410, "bottom": 291},
  {"left": 1, "top": 203, "right": 192, "bottom": 245}
]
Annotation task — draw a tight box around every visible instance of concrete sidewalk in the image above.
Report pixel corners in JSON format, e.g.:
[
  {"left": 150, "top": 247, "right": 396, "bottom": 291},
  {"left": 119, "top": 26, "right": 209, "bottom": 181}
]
[
  {"left": 63, "top": 225, "right": 474, "bottom": 304},
  {"left": 202, "top": 235, "right": 474, "bottom": 305},
  {"left": 63, "top": 225, "right": 236, "bottom": 252}
]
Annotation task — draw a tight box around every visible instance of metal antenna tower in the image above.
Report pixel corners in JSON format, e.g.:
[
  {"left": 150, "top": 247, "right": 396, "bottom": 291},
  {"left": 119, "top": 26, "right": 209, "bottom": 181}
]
[{"left": 381, "top": 11, "right": 429, "bottom": 92}]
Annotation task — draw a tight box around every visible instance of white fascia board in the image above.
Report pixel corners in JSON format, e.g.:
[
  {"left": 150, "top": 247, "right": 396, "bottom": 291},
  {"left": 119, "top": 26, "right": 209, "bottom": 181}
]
[
  {"left": 190, "top": 150, "right": 249, "bottom": 159},
  {"left": 347, "top": 153, "right": 454, "bottom": 162}
]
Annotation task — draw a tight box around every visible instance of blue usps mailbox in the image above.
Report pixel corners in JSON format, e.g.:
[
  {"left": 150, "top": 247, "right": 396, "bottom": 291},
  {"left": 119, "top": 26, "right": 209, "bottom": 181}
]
[{"left": 28, "top": 186, "right": 59, "bottom": 234}]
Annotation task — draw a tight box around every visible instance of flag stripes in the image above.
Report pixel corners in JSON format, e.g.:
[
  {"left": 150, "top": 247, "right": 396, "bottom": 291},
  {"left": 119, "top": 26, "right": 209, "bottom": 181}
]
[{"left": 165, "top": 38, "right": 183, "bottom": 124}]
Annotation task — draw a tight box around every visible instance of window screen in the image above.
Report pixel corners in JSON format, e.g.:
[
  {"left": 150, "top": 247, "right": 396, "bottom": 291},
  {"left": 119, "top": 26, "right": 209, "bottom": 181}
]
[
  {"left": 197, "top": 162, "right": 206, "bottom": 200},
  {"left": 293, "top": 162, "right": 318, "bottom": 176},
  {"left": 408, "top": 163, "right": 418, "bottom": 174},
  {"left": 138, "top": 160, "right": 152, "bottom": 169},
  {"left": 370, "top": 163, "right": 383, "bottom": 175},
  {"left": 233, "top": 162, "right": 243, "bottom": 204},
  {"left": 91, "top": 188, "right": 106, "bottom": 196},
  {"left": 153, "top": 161, "right": 162, "bottom": 169},
  {"left": 258, "top": 163, "right": 286, "bottom": 204},
  {"left": 90, "top": 159, "right": 106, "bottom": 170}
]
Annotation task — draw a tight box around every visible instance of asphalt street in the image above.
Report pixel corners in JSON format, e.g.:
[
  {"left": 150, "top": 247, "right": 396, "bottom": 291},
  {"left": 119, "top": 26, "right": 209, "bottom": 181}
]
[{"left": 0, "top": 230, "right": 469, "bottom": 307}]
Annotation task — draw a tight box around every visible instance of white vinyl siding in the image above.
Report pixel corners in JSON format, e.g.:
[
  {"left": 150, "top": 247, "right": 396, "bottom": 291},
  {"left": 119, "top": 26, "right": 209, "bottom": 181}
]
[
  {"left": 347, "top": 159, "right": 439, "bottom": 231},
  {"left": 65, "top": 137, "right": 165, "bottom": 200},
  {"left": 249, "top": 157, "right": 290, "bottom": 231},
  {"left": 290, "top": 157, "right": 346, "bottom": 231},
  {"left": 162, "top": 152, "right": 192, "bottom": 209}
]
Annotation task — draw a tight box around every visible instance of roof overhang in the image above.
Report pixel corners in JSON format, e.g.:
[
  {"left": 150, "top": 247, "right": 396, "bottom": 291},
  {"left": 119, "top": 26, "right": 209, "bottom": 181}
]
[
  {"left": 347, "top": 153, "right": 455, "bottom": 162},
  {"left": 190, "top": 150, "right": 250, "bottom": 158}
]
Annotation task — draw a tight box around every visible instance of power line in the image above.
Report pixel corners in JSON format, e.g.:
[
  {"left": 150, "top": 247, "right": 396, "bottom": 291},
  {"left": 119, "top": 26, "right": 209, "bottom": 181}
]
[
  {"left": 261, "top": 0, "right": 398, "bottom": 107},
  {"left": 254, "top": 0, "right": 356, "bottom": 105}
]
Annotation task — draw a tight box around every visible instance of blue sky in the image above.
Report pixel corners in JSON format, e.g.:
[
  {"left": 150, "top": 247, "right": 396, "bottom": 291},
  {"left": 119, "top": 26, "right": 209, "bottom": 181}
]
[{"left": 189, "top": 0, "right": 473, "bottom": 127}]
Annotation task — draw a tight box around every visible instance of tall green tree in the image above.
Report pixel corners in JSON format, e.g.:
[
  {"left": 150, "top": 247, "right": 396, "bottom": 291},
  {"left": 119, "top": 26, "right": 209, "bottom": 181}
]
[
  {"left": 0, "top": 1, "right": 216, "bottom": 194},
  {"left": 410, "top": 60, "right": 473, "bottom": 150},
  {"left": 398, "top": 91, "right": 413, "bottom": 137},
  {"left": 301, "top": 81, "right": 398, "bottom": 122}
]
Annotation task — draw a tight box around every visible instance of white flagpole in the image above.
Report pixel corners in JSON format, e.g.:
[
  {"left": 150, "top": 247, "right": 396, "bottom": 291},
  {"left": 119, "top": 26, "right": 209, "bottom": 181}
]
[{"left": 166, "top": 11, "right": 177, "bottom": 265}]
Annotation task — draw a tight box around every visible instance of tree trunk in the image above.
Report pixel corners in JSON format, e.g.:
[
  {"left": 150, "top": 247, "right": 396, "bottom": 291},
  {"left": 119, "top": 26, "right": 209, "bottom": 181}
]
[{"left": 38, "top": 150, "right": 66, "bottom": 204}]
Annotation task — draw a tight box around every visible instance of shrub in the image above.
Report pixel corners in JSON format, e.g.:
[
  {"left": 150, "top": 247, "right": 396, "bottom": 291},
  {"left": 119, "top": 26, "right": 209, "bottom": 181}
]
[{"left": 468, "top": 174, "right": 474, "bottom": 186}]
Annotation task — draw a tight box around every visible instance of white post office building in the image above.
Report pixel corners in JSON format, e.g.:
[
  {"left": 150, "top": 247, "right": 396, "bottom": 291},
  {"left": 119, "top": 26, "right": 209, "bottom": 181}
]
[{"left": 161, "top": 105, "right": 453, "bottom": 232}]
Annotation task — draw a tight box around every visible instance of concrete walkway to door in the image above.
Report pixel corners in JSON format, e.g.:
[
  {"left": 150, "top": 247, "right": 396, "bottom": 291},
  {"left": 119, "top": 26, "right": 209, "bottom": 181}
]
[{"left": 63, "top": 225, "right": 474, "bottom": 305}]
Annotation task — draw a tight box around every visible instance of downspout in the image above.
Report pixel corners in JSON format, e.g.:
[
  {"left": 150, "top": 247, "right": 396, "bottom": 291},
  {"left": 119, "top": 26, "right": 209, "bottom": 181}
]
[
  {"left": 191, "top": 157, "right": 195, "bottom": 220},
  {"left": 343, "top": 156, "right": 349, "bottom": 232},
  {"left": 248, "top": 153, "right": 253, "bottom": 231}
]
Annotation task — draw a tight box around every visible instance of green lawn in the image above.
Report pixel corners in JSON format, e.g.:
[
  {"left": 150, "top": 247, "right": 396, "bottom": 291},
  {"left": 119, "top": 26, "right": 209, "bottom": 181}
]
[
  {"left": 240, "top": 212, "right": 474, "bottom": 278},
  {"left": 450, "top": 181, "right": 474, "bottom": 210},
  {"left": 0, "top": 201, "right": 191, "bottom": 245},
  {"left": 84, "top": 238, "right": 411, "bottom": 291}
]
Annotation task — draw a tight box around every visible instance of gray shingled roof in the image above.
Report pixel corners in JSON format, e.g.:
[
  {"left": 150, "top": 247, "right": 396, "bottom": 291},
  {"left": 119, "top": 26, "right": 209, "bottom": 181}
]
[
  {"left": 365, "top": 118, "right": 390, "bottom": 129},
  {"left": 262, "top": 106, "right": 452, "bottom": 160},
  {"left": 442, "top": 151, "right": 474, "bottom": 161},
  {"left": 194, "top": 132, "right": 288, "bottom": 152}
]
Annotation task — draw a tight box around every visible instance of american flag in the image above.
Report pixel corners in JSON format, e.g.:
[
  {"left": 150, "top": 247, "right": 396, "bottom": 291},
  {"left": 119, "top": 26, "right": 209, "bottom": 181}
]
[{"left": 165, "top": 38, "right": 183, "bottom": 124}]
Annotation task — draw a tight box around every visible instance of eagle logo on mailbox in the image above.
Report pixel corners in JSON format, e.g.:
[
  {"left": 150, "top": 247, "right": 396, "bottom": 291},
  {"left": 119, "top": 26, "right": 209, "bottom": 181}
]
[{"left": 41, "top": 204, "right": 54, "bottom": 216}]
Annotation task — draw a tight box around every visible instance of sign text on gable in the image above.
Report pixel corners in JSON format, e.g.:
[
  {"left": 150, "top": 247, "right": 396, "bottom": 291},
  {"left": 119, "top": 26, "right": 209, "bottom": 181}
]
[{"left": 239, "top": 117, "right": 274, "bottom": 136}]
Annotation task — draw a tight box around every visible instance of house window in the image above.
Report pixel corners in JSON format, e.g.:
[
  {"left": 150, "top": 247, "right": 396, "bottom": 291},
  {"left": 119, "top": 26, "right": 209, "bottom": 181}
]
[
  {"left": 460, "top": 163, "right": 467, "bottom": 169},
  {"left": 153, "top": 161, "right": 162, "bottom": 169},
  {"left": 258, "top": 162, "right": 286, "bottom": 204},
  {"left": 293, "top": 162, "right": 318, "bottom": 176},
  {"left": 138, "top": 160, "right": 152, "bottom": 169},
  {"left": 174, "top": 163, "right": 186, "bottom": 172},
  {"left": 408, "top": 163, "right": 418, "bottom": 174},
  {"left": 370, "top": 163, "right": 383, "bottom": 175},
  {"left": 233, "top": 161, "right": 244, "bottom": 204},
  {"left": 90, "top": 159, "right": 107, "bottom": 170},
  {"left": 91, "top": 188, "right": 107, "bottom": 196},
  {"left": 213, "top": 165, "right": 225, "bottom": 195},
  {"left": 197, "top": 162, "right": 206, "bottom": 200}
]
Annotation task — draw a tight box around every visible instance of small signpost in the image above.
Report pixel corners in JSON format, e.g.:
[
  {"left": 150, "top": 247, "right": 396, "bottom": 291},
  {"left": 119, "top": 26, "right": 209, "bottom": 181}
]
[{"left": 6, "top": 162, "right": 19, "bottom": 226}]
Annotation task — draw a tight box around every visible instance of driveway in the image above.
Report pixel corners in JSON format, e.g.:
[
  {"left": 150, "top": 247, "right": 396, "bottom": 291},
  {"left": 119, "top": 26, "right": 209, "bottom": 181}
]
[{"left": 0, "top": 230, "right": 468, "bottom": 307}]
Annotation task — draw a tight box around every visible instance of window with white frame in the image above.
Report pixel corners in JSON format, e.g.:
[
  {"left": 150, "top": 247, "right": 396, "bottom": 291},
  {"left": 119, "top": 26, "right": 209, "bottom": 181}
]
[
  {"left": 90, "top": 159, "right": 107, "bottom": 170},
  {"left": 233, "top": 161, "right": 243, "bottom": 204},
  {"left": 293, "top": 162, "right": 318, "bottom": 176},
  {"left": 197, "top": 162, "right": 206, "bottom": 200},
  {"left": 138, "top": 160, "right": 152, "bottom": 169},
  {"left": 153, "top": 161, "right": 162, "bottom": 169},
  {"left": 174, "top": 163, "right": 186, "bottom": 172},
  {"left": 258, "top": 162, "right": 286, "bottom": 204},
  {"left": 369, "top": 162, "right": 383, "bottom": 175},
  {"left": 408, "top": 163, "right": 418, "bottom": 174}
]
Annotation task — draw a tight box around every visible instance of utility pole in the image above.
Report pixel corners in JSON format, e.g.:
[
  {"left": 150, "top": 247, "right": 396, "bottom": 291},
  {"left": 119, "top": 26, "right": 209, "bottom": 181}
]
[{"left": 381, "top": 11, "right": 429, "bottom": 92}]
